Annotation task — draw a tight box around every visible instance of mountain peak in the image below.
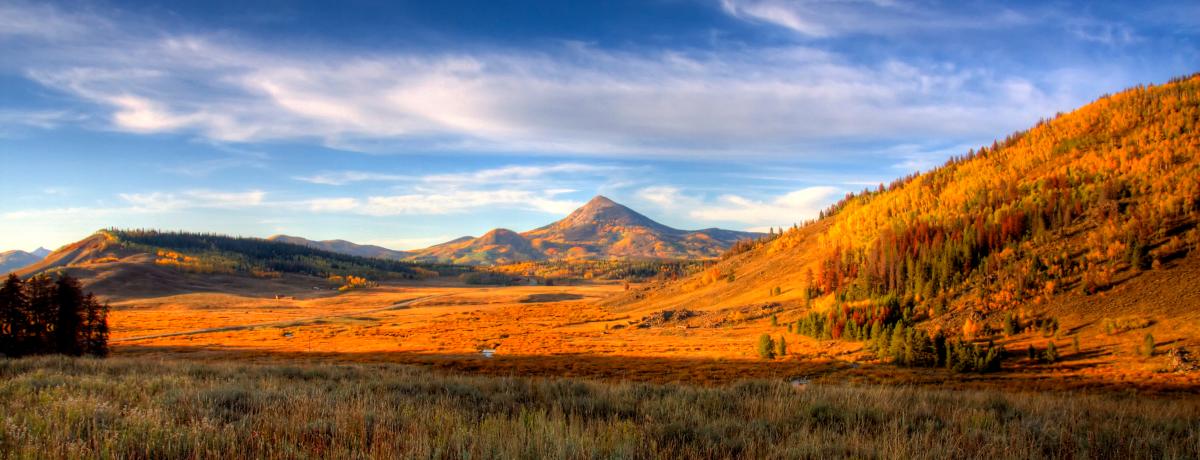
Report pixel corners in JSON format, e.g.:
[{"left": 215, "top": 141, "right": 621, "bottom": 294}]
[
  {"left": 585, "top": 195, "right": 618, "bottom": 207},
  {"left": 565, "top": 195, "right": 655, "bottom": 226}
]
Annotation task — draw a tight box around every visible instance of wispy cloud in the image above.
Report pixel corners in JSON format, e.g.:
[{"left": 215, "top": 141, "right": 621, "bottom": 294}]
[
  {"left": 117, "top": 190, "right": 266, "bottom": 212},
  {"left": 718, "top": 0, "right": 1028, "bottom": 38},
  {"left": 637, "top": 185, "right": 840, "bottom": 228},
  {"left": 295, "top": 171, "right": 413, "bottom": 186},
  {"left": 302, "top": 189, "right": 581, "bottom": 216},
  {"left": 1, "top": 2, "right": 1092, "bottom": 157}
]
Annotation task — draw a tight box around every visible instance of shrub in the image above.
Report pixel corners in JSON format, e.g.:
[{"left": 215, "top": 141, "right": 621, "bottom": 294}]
[
  {"left": 1043, "top": 342, "right": 1058, "bottom": 363},
  {"left": 776, "top": 336, "right": 787, "bottom": 357},
  {"left": 757, "top": 334, "right": 776, "bottom": 360},
  {"left": 1003, "top": 313, "right": 1020, "bottom": 337},
  {"left": 1141, "top": 333, "right": 1156, "bottom": 358}
]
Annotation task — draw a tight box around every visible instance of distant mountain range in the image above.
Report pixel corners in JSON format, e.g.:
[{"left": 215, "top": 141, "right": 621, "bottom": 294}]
[
  {"left": 10, "top": 196, "right": 761, "bottom": 297},
  {"left": 266, "top": 235, "right": 413, "bottom": 260},
  {"left": 404, "top": 196, "right": 762, "bottom": 265},
  {"left": 264, "top": 196, "right": 761, "bottom": 266},
  {"left": 0, "top": 247, "right": 51, "bottom": 274}
]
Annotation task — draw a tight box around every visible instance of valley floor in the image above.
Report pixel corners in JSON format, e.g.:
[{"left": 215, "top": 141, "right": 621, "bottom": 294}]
[{"left": 104, "top": 280, "right": 1200, "bottom": 392}]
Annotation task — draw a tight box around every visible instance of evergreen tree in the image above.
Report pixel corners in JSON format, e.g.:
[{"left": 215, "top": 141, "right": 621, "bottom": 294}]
[
  {"left": 889, "top": 324, "right": 907, "bottom": 362},
  {"left": 0, "top": 274, "right": 28, "bottom": 356},
  {"left": 757, "top": 334, "right": 776, "bottom": 359},
  {"left": 0, "top": 273, "right": 108, "bottom": 358},
  {"left": 53, "top": 275, "right": 85, "bottom": 356},
  {"left": 776, "top": 335, "right": 787, "bottom": 357},
  {"left": 82, "top": 294, "right": 110, "bottom": 357},
  {"left": 1043, "top": 341, "right": 1058, "bottom": 363}
]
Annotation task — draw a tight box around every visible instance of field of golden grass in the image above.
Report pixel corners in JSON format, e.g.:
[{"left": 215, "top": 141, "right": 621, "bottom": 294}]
[
  {"left": 101, "top": 279, "right": 1200, "bottom": 392},
  {"left": 3, "top": 356, "right": 1197, "bottom": 459}
]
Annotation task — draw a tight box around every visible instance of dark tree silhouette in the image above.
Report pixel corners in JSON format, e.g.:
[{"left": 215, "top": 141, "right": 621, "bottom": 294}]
[{"left": 0, "top": 273, "right": 109, "bottom": 358}]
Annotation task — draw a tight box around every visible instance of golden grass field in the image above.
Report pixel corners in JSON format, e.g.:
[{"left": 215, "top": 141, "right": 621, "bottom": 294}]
[
  {"left": 3, "top": 356, "right": 1198, "bottom": 459},
  {"left": 104, "top": 278, "right": 1200, "bottom": 392}
]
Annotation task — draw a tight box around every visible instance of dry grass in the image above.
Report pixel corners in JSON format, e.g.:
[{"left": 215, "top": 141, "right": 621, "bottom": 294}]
[
  {"left": 2, "top": 356, "right": 1197, "bottom": 459},
  {"left": 103, "top": 281, "right": 1200, "bottom": 390}
]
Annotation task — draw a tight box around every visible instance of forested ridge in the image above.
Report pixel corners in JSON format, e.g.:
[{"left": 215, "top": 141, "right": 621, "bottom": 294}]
[
  {"left": 105, "top": 229, "right": 470, "bottom": 281},
  {"left": 632, "top": 74, "right": 1200, "bottom": 370},
  {"left": 794, "top": 74, "right": 1200, "bottom": 308}
]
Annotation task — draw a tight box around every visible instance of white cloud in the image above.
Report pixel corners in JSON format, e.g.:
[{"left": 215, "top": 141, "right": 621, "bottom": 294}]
[
  {"left": 295, "top": 171, "right": 414, "bottom": 186},
  {"left": 420, "top": 163, "right": 618, "bottom": 186},
  {"left": 117, "top": 190, "right": 266, "bottom": 212},
  {"left": 718, "top": 0, "right": 1028, "bottom": 38},
  {"left": 307, "top": 190, "right": 582, "bottom": 217},
  {"left": 637, "top": 186, "right": 691, "bottom": 208},
  {"left": 1, "top": 2, "right": 1086, "bottom": 157},
  {"left": 633, "top": 184, "right": 841, "bottom": 228},
  {"left": 691, "top": 187, "right": 841, "bottom": 226}
]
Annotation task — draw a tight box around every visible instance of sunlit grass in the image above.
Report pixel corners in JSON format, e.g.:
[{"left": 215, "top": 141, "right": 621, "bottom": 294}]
[{"left": 2, "top": 356, "right": 1197, "bottom": 459}]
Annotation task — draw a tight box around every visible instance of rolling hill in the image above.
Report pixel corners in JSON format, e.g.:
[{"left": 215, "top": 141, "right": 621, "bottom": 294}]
[
  {"left": 15, "top": 230, "right": 465, "bottom": 299},
  {"left": 0, "top": 247, "right": 50, "bottom": 274},
  {"left": 610, "top": 74, "right": 1200, "bottom": 366},
  {"left": 406, "top": 195, "right": 762, "bottom": 265}
]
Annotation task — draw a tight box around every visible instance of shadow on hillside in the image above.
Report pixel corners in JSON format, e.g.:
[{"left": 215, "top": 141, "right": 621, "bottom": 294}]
[{"left": 112, "top": 344, "right": 1200, "bottom": 395}]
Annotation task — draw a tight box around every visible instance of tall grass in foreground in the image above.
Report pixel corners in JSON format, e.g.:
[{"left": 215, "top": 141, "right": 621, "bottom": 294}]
[{"left": 1, "top": 357, "right": 1197, "bottom": 459}]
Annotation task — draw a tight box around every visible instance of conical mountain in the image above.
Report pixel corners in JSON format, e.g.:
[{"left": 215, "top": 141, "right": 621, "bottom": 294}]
[
  {"left": 532, "top": 195, "right": 678, "bottom": 240},
  {"left": 406, "top": 196, "right": 762, "bottom": 265}
]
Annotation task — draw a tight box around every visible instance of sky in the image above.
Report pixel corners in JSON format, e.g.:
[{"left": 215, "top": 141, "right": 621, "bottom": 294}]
[{"left": 1, "top": 0, "right": 1197, "bottom": 252}]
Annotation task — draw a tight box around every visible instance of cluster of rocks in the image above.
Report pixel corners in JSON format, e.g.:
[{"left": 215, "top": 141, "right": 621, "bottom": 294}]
[
  {"left": 1167, "top": 346, "right": 1196, "bottom": 372},
  {"left": 635, "top": 309, "right": 698, "bottom": 328}
]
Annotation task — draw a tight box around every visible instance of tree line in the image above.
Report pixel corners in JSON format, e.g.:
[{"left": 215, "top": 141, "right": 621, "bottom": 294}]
[{"left": 0, "top": 273, "right": 109, "bottom": 358}]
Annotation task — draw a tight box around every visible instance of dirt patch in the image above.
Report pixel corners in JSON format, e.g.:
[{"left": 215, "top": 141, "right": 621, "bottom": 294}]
[{"left": 520, "top": 293, "right": 585, "bottom": 303}]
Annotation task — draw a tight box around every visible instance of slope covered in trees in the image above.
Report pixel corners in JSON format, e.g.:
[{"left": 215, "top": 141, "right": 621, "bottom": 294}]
[{"left": 613, "top": 74, "right": 1200, "bottom": 365}]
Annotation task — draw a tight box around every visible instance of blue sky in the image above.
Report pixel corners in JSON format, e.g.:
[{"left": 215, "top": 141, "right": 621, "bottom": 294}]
[{"left": 1, "top": 0, "right": 1196, "bottom": 251}]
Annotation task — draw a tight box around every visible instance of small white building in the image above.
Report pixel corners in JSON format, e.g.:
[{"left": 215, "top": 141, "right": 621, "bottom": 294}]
[{"left": 481, "top": 349, "right": 496, "bottom": 358}]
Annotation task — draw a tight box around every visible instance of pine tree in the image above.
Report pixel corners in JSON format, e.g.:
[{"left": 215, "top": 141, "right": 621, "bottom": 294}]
[
  {"left": 776, "top": 335, "right": 787, "bottom": 357},
  {"left": 81, "top": 294, "right": 110, "bottom": 357},
  {"left": 1043, "top": 341, "right": 1058, "bottom": 363},
  {"left": 889, "top": 323, "right": 907, "bottom": 362},
  {"left": 757, "top": 334, "right": 776, "bottom": 359},
  {"left": 1141, "top": 333, "right": 1155, "bottom": 358},
  {"left": 0, "top": 274, "right": 27, "bottom": 356},
  {"left": 53, "top": 275, "right": 85, "bottom": 356}
]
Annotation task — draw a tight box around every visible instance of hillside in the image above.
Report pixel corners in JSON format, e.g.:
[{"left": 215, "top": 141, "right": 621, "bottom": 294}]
[
  {"left": 16, "top": 230, "right": 465, "bottom": 299},
  {"left": 406, "top": 196, "right": 762, "bottom": 265},
  {"left": 266, "top": 235, "right": 413, "bottom": 260},
  {"left": 610, "top": 75, "right": 1200, "bottom": 368},
  {"left": 0, "top": 247, "right": 49, "bottom": 274}
]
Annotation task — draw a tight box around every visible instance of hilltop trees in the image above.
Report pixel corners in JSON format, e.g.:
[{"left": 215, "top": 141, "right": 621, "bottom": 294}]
[
  {"left": 787, "top": 75, "right": 1200, "bottom": 315},
  {"left": 0, "top": 273, "right": 108, "bottom": 358}
]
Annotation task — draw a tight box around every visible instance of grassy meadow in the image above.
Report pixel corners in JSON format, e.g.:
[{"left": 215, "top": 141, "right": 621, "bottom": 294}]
[{"left": 1, "top": 356, "right": 1197, "bottom": 459}]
